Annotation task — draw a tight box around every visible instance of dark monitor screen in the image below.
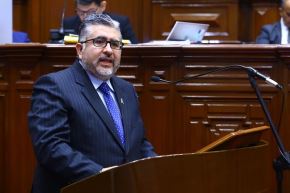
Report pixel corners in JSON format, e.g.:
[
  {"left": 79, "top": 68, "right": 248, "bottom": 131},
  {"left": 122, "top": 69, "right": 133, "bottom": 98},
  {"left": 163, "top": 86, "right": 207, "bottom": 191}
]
[{"left": 49, "top": 29, "right": 76, "bottom": 43}]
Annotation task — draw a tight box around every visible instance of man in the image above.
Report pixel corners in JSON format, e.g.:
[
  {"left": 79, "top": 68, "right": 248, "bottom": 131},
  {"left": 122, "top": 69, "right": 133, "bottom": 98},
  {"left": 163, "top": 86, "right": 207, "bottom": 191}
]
[
  {"left": 28, "top": 13, "right": 156, "bottom": 193},
  {"left": 256, "top": 0, "right": 290, "bottom": 44},
  {"left": 64, "top": 0, "right": 138, "bottom": 43}
]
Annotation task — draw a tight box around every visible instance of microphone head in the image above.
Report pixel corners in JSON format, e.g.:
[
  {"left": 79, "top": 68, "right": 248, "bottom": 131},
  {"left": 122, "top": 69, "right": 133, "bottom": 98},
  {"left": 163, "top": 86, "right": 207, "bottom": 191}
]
[{"left": 151, "top": 76, "right": 161, "bottom": 82}]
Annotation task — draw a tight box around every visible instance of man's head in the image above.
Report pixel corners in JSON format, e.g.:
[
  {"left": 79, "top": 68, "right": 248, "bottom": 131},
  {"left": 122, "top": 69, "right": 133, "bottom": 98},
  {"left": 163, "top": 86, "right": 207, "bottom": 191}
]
[
  {"left": 76, "top": 14, "right": 123, "bottom": 81},
  {"left": 75, "top": 0, "right": 107, "bottom": 21},
  {"left": 280, "top": 0, "right": 290, "bottom": 27}
]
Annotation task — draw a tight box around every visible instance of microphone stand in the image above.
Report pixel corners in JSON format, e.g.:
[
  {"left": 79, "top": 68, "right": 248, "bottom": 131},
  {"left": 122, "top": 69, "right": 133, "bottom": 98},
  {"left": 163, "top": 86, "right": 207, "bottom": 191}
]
[{"left": 247, "top": 71, "right": 290, "bottom": 193}]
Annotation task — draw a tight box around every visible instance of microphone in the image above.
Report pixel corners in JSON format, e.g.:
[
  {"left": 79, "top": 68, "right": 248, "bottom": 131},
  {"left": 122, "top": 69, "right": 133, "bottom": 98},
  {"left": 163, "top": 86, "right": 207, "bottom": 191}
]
[
  {"left": 246, "top": 67, "right": 283, "bottom": 90},
  {"left": 151, "top": 76, "right": 171, "bottom": 83},
  {"left": 151, "top": 64, "right": 283, "bottom": 90},
  {"left": 59, "top": 0, "right": 67, "bottom": 35},
  {"left": 49, "top": 0, "right": 75, "bottom": 43}
]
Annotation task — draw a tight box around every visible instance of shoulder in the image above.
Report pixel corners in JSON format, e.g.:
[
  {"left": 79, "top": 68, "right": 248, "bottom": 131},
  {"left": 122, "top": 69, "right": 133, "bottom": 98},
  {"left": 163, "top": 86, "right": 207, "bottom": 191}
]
[
  {"left": 106, "top": 12, "right": 129, "bottom": 24},
  {"left": 35, "top": 62, "right": 78, "bottom": 87},
  {"left": 256, "top": 21, "right": 281, "bottom": 44},
  {"left": 261, "top": 22, "right": 281, "bottom": 32},
  {"left": 63, "top": 15, "right": 81, "bottom": 30},
  {"left": 64, "top": 15, "right": 79, "bottom": 23}
]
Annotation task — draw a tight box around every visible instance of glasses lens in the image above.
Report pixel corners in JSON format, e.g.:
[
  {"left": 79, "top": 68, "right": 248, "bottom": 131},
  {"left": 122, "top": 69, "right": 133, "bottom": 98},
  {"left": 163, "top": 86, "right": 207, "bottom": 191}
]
[
  {"left": 91, "top": 37, "right": 123, "bottom": 49},
  {"left": 110, "top": 40, "right": 122, "bottom": 49},
  {"left": 93, "top": 37, "right": 107, "bottom": 47},
  {"left": 77, "top": 9, "right": 97, "bottom": 17}
]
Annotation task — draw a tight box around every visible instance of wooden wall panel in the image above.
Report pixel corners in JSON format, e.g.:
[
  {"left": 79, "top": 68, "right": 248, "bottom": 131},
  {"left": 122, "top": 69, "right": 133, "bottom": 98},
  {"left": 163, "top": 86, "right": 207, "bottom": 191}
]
[
  {"left": 0, "top": 93, "right": 7, "bottom": 193},
  {"left": 106, "top": 0, "right": 143, "bottom": 42},
  {"left": 279, "top": 48, "right": 290, "bottom": 192},
  {"left": 251, "top": 3, "right": 280, "bottom": 42},
  {"left": 13, "top": 0, "right": 76, "bottom": 42},
  {"left": 6, "top": 68, "right": 38, "bottom": 193},
  {"left": 13, "top": 0, "right": 28, "bottom": 31},
  {"left": 151, "top": 1, "right": 238, "bottom": 40},
  {"left": 12, "top": 0, "right": 281, "bottom": 43},
  {"left": 40, "top": 0, "right": 76, "bottom": 42},
  {"left": 140, "top": 58, "right": 175, "bottom": 154},
  {"left": 1, "top": 45, "right": 43, "bottom": 193},
  {"left": 2, "top": 44, "right": 290, "bottom": 193},
  {"left": 0, "top": 49, "right": 10, "bottom": 193}
]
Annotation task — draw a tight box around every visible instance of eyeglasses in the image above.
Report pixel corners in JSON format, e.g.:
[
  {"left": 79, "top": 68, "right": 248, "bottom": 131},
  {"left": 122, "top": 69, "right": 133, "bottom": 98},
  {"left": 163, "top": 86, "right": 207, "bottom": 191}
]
[
  {"left": 80, "top": 37, "right": 124, "bottom": 50},
  {"left": 76, "top": 8, "right": 97, "bottom": 17}
]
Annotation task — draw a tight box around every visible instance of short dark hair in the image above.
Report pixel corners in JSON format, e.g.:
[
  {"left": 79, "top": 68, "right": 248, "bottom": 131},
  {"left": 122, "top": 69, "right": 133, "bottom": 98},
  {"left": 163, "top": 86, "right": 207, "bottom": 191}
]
[
  {"left": 78, "top": 13, "right": 121, "bottom": 42},
  {"left": 75, "top": 0, "right": 103, "bottom": 6},
  {"left": 279, "top": 0, "right": 287, "bottom": 7}
]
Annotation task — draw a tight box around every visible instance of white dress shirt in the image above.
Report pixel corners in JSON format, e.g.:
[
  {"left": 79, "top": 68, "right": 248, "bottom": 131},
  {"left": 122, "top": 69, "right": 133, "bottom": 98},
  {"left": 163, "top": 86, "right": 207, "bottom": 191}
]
[{"left": 280, "top": 18, "right": 290, "bottom": 44}]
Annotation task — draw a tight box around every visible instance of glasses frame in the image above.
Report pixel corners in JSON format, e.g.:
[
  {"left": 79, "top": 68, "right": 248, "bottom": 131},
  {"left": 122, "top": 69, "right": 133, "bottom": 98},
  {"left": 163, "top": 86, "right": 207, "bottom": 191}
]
[
  {"left": 76, "top": 8, "right": 97, "bottom": 17},
  {"left": 80, "top": 37, "right": 124, "bottom": 50}
]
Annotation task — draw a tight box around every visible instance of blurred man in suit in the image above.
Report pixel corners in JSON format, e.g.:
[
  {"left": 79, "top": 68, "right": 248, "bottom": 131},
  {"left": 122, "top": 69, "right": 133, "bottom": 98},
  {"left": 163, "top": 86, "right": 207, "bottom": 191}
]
[
  {"left": 256, "top": 0, "right": 290, "bottom": 44},
  {"left": 28, "top": 13, "right": 156, "bottom": 193},
  {"left": 64, "top": 0, "right": 138, "bottom": 43}
]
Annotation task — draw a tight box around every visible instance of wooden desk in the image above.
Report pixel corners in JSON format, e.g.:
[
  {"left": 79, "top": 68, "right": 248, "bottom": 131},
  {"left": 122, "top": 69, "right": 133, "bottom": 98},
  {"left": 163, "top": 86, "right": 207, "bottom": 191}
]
[
  {"left": 0, "top": 44, "right": 289, "bottom": 193},
  {"left": 62, "top": 141, "right": 270, "bottom": 193}
]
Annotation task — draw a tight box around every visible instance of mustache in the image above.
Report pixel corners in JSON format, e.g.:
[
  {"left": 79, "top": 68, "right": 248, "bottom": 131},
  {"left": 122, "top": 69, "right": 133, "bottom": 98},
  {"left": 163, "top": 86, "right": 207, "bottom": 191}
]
[{"left": 99, "top": 56, "right": 114, "bottom": 63}]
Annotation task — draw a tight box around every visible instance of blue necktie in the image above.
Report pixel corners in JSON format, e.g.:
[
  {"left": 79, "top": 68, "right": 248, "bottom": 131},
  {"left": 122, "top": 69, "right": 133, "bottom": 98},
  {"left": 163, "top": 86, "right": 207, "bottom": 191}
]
[{"left": 99, "top": 82, "right": 125, "bottom": 145}]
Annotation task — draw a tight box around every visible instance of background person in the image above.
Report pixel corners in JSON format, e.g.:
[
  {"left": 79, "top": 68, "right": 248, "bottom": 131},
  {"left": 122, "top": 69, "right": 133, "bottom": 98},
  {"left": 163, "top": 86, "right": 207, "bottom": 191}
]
[
  {"left": 28, "top": 13, "right": 156, "bottom": 193},
  {"left": 256, "top": 0, "right": 290, "bottom": 44},
  {"left": 64, "top": 0, "right": 138, "bottom": 43}
]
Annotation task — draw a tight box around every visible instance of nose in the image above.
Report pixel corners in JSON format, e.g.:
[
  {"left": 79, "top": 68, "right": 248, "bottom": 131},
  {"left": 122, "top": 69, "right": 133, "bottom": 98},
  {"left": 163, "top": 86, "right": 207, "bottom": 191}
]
[{"left": 103, "top": 42, "right": 113, "bottom": 54}]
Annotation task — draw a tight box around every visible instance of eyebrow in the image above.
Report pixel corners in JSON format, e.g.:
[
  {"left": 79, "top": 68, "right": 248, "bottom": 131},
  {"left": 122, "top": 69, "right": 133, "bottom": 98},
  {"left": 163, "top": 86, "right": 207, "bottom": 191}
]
[{"left": 93, "top": 36, "right": 120, "bottom": 42}]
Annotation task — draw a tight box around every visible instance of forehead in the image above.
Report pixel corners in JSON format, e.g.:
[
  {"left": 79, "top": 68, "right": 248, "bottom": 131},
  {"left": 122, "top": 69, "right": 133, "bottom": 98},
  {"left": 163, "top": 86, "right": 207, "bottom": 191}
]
[
  {"left": 86, "top": 25, "right": 121, "bottom": 40},
  {"left": 77, "top": 3, "right": 98, "bottom": 10}
]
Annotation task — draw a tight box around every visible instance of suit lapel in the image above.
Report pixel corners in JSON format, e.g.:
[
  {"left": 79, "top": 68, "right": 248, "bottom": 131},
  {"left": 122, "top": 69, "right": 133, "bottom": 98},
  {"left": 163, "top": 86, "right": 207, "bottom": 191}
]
[
  {"left": 272, "top": 22, "right": 282, "bottom": 44},
  {"left": 71, "top": 61, "right": 125, "bottom": 150}
]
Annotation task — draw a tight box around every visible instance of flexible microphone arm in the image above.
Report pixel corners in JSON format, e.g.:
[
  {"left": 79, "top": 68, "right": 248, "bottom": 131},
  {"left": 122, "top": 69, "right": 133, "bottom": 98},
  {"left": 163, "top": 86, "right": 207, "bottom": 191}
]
[
  {"left": 247, "top": 72, "right": 290, "bottom": 193},
  {"left": 151, "top": 64, "right": 283, "bottom": 89},
  {"left": 247, "top": 73, "right": 289, "bottom": 162},
  {"left": 152, "top": 64, "right": 289, "bottom": 193},
  {"left": 59, "top": 0, "right": 67, "bottom": 34},
  {"left": 152, "top": 64, "right": 247, "bottom": 84},
  {"left": 152, "top": 64, "right": 287, "bottom": 160}
]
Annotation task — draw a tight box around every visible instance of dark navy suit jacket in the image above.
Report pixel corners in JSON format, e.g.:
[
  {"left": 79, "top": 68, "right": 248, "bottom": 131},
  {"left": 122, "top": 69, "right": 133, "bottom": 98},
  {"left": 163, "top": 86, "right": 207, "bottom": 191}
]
[
  {"left": 63, "top": 12, "right": 138, "bottom": 43},
  {"left": 256, "top": 22, "right": 282, "bottom": 44},
  {"left": 28, "top": 60, "right": 156, "bottom": 193}
]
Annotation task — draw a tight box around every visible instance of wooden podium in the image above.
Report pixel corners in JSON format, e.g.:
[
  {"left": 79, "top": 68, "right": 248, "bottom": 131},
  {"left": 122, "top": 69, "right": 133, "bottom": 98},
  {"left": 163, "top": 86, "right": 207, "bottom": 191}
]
[{"left": 61, "top": 126, "right": 270, "bottom": 193}]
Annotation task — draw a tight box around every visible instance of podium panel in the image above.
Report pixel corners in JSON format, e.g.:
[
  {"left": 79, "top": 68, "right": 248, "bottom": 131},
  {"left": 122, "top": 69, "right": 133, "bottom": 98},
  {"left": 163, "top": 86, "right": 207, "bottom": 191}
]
[{"left": 62, "top": 141, "right": 270, "bottom": 193}]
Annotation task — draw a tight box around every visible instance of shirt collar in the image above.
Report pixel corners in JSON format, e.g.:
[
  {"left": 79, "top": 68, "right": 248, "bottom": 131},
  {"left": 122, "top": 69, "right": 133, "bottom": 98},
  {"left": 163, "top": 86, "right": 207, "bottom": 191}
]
[
  {"left": 79, "top": 60, "right": 114, "bottom": 91},
  {"left": 281, "top": 18, "right": 288, "bottom": 31}
]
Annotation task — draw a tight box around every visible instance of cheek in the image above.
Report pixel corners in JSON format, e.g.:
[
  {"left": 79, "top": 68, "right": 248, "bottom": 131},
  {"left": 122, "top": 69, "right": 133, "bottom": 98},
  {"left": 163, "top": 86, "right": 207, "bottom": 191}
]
[
  {"left": 114, "top": 52, "right": 122, "bottom": 61},
  {"left": 83, "top": 50, "right": 100, "bottom": 61}
]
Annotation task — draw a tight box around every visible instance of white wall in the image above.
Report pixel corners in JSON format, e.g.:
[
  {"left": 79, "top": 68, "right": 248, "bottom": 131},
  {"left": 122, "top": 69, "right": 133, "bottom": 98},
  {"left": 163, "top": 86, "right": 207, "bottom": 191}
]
[{"left": 0, "top": 0, "right": 12, "bottom": 43}]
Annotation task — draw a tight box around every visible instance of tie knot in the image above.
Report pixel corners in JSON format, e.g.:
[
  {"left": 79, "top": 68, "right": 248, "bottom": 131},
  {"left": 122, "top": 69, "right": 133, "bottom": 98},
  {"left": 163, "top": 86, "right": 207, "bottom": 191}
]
[{"left": 99, "top": 82, "right": 111, "bottom": 95}]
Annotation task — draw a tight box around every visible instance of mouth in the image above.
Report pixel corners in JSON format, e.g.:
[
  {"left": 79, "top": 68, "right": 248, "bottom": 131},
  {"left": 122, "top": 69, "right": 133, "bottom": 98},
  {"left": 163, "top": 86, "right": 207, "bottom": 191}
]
[{"left": 99, "top": 57, "right": 114, "bottom": 67}]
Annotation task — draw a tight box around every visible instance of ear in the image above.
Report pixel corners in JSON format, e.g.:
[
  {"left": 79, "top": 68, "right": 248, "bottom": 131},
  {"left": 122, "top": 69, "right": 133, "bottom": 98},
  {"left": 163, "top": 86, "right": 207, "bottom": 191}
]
[
  {"left": 99, "top": 1, "right": 107, "bottom": 12},
  {"left": 75, "top": 43, "right": 83, "bottom": 59}
]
